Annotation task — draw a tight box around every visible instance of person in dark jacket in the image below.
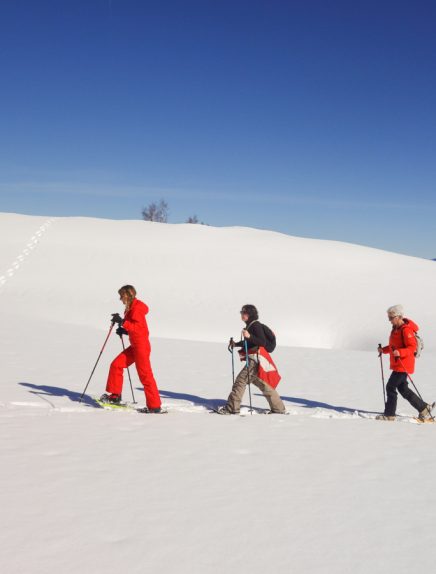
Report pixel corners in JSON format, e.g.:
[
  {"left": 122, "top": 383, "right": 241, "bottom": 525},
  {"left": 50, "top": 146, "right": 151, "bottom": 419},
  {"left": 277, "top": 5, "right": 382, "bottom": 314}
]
[{"left": 217, "top": 304, "right": 286, "bottom": 414}]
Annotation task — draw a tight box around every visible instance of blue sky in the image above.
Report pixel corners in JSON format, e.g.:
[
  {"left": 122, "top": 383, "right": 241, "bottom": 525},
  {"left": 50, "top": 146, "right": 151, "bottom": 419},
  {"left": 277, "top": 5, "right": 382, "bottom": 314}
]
[{"left": 0, "top": 0, "right": 435, "bottom": 258}]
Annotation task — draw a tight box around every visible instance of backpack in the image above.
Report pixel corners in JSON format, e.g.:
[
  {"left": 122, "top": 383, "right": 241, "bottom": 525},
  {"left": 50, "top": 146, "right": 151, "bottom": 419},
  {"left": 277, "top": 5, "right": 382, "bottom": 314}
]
[
  {"left": 261, "top": 324, "right": 277, "bottom": 353},
  {"left": 402, "top": 329, "right": 424, "bottom": 358},
  {"left": 414, "top": 333, "right": 424, "bottom": 358}
]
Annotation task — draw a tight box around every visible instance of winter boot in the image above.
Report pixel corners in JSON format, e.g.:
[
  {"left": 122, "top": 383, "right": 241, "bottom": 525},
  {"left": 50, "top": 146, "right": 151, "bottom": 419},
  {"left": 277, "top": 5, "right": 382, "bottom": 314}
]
[
  {"left": 418, "top": 402, "right": 435, "bottom": 421},
  {"left": 137, "top": 407, "right": 166, "bottom": 414},
  {"left": 375, "top": 414, "right": 396, "bottom": 421},
  {"left": 99, "top": 393, "right": 122, "bottom": 405}
]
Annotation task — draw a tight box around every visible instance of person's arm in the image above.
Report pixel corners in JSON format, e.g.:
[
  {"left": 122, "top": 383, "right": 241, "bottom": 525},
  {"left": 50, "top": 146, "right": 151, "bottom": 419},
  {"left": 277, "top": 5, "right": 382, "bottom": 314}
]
[
  {"left": 123, "top": 302, "right": 149, "bottom": 334},
  {"left": 398, "top": 327, "right": 417, "bottom": 358}
]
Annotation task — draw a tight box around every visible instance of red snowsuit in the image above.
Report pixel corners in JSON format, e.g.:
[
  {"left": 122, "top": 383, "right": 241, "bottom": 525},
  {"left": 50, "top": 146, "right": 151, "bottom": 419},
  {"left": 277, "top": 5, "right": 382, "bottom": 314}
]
[
  {"left": 381, "top": 318, "right": 418, "bottom": 374},
  {"left": 106, "top": 298, "right": 161, "bottom": 409}
]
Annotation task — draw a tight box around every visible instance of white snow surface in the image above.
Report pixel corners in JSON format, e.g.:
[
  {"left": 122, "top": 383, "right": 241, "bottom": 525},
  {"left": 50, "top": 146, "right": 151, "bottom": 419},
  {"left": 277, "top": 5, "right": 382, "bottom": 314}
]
[
  {"left": 1, "top": 212, "right": 436, "bottom": 574},
  {"left": 1, "top": 212, "right": 436, "bottom": 350}
]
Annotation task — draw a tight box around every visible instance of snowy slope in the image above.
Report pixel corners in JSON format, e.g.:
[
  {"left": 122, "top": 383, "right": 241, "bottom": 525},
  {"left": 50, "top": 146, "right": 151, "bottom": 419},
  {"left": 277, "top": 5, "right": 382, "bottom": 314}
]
[
  {"left": 2, "top": 323, "right": 436, "bottom": 574},
  {"left": 2, "top": 212, "right": 436, "bottom": 574},
  {"left": 1, "top": 212, "right": 436, "bottom": 350}
]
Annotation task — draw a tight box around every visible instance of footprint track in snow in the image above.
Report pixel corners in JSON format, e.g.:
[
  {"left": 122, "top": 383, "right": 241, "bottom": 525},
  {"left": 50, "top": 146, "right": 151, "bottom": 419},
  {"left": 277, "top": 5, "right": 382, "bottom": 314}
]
[{"left": 0, "top": 218, "right": 56, "bottom": 290}]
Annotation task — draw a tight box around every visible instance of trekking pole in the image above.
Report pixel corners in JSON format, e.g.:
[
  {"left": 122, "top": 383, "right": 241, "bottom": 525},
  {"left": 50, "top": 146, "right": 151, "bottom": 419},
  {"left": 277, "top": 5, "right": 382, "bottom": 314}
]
[
  {"left": 228, "top": 338, "right": 235, "bottom": 385},
  {"left": 396, "top": 356, "right": 434, "bottom": 421},
  {"left": 378, "top": 344, "right": 387, "bottom": 406},
  {"left": 79, "top": 323, "right": 115, "bottom": 404},
  {"left": 120, "top": 334, "right": 137, "bottom": 404},
  {"left": 244, "top": 339, "right": 253, "bottom": 415}
]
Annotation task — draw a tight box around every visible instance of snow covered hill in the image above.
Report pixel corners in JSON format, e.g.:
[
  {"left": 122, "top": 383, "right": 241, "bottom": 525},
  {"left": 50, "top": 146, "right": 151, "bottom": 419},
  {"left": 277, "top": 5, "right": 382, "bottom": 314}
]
[
  {"left": 1, "top": 212, "right": 435, "bottom": 350},
  {"left": 2, "top": 212, "right": 436, "bottom": 574}
]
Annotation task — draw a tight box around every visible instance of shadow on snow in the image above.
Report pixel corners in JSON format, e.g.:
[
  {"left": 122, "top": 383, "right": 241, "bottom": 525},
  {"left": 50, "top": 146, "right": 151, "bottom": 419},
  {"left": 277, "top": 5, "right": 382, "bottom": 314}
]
[
  {"left": 273, "top": 395, "right": 378, "bottom": 416},
  {"left": 18, "top": 382, "right": 96, "bottom": 406},
  {"left": 17, "top": 383, "right": 377, "bottom": 416},
  {"left": 159, "top": 389, "right": 226, "bottom": 410}
]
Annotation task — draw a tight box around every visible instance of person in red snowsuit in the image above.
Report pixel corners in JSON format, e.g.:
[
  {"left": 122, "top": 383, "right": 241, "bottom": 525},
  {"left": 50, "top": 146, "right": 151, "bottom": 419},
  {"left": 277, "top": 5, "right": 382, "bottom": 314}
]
[
  {"left": 102, "top": 285, "right": 162, "bottom": 413},
  {"left": 377, "top": 304, "right": 433, "bottom": 421}
]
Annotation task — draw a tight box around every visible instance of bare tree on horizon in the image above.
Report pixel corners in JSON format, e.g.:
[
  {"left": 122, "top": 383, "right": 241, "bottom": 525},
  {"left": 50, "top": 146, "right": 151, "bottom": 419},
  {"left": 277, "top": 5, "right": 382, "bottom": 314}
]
[
  {"left": 186, "top": 215, "right": 199, "bottom": 224},
  {"left": 142, "top": 200, "right": 169, "bottom": 223}
]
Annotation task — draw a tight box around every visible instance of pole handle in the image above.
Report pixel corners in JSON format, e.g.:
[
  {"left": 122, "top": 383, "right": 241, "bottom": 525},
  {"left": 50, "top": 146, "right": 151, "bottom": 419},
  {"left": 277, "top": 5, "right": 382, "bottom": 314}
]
[{"left": 228, "top": 337, "right": 234, "bottom": 354}]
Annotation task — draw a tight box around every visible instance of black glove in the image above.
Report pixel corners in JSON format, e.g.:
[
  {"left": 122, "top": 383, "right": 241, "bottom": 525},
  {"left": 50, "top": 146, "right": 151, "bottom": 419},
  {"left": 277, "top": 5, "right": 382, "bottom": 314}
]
[
  {"left": 111, "top": 313, "right": 123, "bottom": 325},
  {"left": 116, "top": 326, "right": 128, "bottom": 337}
]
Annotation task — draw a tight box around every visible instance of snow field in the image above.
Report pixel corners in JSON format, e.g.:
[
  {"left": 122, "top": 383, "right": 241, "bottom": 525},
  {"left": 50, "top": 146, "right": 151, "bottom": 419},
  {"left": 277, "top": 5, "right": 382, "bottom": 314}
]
[
  {"left": 1, "top": 212, "right": 436, "bottom": 573},
  {"left": 1, "top": 212, "right": 436, "bottom": 351}
]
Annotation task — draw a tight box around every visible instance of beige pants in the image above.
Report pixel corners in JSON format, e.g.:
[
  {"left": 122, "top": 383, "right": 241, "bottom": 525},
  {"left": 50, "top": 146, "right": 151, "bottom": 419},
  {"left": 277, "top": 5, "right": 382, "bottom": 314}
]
[{"left": 226, "top": 358, "right": 286, "bottom": 413}]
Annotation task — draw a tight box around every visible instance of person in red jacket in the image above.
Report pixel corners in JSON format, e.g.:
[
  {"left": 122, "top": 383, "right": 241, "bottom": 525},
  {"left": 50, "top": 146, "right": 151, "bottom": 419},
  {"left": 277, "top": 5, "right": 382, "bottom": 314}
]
[
  {"left": 377, "top": 304, "right": 433, "bottom": 421},
  {"left": 100, "top": 285, "right": 163, "bottom": 413}
]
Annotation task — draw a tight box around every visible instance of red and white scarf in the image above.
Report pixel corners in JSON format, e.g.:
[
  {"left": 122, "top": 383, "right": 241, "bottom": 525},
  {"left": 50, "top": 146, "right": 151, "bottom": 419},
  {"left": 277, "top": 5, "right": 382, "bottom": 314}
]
[{"left": 239, "top": 346, "right": 281, "bottom": 389}]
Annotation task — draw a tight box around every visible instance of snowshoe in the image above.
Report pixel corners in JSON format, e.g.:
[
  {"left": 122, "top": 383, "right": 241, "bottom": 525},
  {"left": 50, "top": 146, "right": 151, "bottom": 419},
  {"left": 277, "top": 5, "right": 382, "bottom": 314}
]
[
  {"left": 137, "top": 407, "right": 168, "bottom": 414},
  {"left": 99, "top": 393, "right": 122, "bottom": 405},
  {"left": 375, "top": 414, "right": 396, "bottom": 421},
  {"left": 418, "top": 402, "right": 435, "bottom": 421},
  {"left": 94, "top": 396, "right": 132, "bottom": 410},
  {"left": 212, "top": 406, "right": 239, "bottom": 415}
]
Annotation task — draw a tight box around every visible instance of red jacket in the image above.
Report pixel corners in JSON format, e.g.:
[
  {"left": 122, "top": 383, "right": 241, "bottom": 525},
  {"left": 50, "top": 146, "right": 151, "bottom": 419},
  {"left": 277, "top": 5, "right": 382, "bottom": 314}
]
[
  {"left": 382, "top": 318, "right": 418, "bottom": 374},
  {"left": 122, "top": 298, "right": 151, "bottom": 347}
]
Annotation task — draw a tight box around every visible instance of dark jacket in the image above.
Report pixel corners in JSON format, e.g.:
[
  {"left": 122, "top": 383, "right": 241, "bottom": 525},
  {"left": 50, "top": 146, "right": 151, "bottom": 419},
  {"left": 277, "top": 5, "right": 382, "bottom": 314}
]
[{"left": 235, "top": 320, "right": 266, "bottom": 350}]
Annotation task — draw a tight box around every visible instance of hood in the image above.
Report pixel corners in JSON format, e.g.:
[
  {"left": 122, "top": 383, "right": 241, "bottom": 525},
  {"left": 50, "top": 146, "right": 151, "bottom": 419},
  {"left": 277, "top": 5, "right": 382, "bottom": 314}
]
[
  {"left": 128, "top": 298, "right": 149, "bottom": 315},
  {"left": 402, "top": 318, "right": 419, "bottom": 332}
]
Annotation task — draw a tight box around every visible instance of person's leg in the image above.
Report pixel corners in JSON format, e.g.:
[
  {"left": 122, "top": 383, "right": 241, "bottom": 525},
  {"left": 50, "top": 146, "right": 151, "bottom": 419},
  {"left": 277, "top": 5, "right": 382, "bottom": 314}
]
[
  {"left": 252, "top": 377, "right": 286, "bottom": 413},
  {"left": 226, "top": 360, "right": 258, "bottom": 413},
  {"left": 133, "top": 345, "right": 161, "bottom": 410},
  {"left": 398, "top": 379, "right": 427, "bottom": 413},
  {"left": 106, "top": 347, "right": 135, "bottom": 395},
  {"left": 384, "top": 371, "right": 405, "bottom": 416}
]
